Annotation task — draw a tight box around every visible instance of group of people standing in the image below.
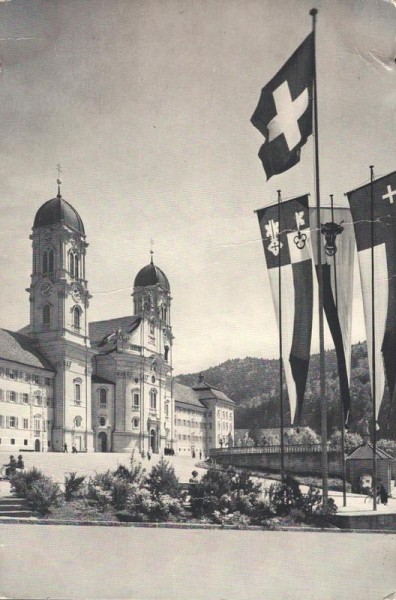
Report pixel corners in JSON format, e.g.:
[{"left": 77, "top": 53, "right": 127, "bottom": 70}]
[{"left": 2, "top": 455, "right": 24, "bottom": 478}]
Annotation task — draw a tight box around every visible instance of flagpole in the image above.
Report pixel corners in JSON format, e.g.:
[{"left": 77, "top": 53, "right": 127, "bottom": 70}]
[
  {"left": 330, "top": 194, "right": 347, "bottom": 507},
  {"left": 370, "top": 164, "right": 377, "bottom": 512},
  {"left": 277, "top": 189, "right": 285, "bottom": 482},
  {"left": 310, "top": 7, "right": 328, "bottom": 507}
]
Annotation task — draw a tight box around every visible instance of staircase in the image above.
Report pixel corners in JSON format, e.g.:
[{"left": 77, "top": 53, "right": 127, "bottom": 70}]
[{"left": 0, "top": 496, "right": 33, "bottom": 518}]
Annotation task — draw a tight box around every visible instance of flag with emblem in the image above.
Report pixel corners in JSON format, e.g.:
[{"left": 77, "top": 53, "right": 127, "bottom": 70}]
[
  {"left": 251, "top": 33, "right": 314, "bottom": 180},
  {"left": 257, "top": 195, "right": 313, "bottom": 425},
  {"left": 310, "top": 207, "right": 355, "bottom": 426},
  {"left": 347, "top": 171, "right": 396, "bottom": 422}
]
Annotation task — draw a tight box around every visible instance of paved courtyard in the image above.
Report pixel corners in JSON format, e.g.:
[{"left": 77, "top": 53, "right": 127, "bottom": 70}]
[{"left": 0, "top": 525, "right": 395, "bottom": 600}]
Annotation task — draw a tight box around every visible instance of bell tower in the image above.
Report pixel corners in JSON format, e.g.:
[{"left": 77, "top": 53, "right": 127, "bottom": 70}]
[{"left": 27, "top": 170, "right": 94, "bottom": 452}]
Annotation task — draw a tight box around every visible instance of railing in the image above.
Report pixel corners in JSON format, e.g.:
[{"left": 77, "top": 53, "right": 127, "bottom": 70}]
[{"left": 211, "top": 443, "right": 331, "bottom": 456}]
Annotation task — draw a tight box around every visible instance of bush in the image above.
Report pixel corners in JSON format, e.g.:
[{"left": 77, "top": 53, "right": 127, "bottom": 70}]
[
  {"left": 10, "top": 467, "right": 45, "bottom": 499},
  {"left": 377, "top": 439, "right": 396, "bottom": 458},
  {"left": 26, "top": 477, "right": 61, "bottom": 516},
  {"left": 113, "top": 451, "right": 146, "bottom": 485},
  {"left": 111, "top": 479, "right": 135, "bottom": 511},
  {"left": 86, "top": 471, "right": 114, "bottom": 510},
  {"left": 146, "top": 458, "right": 180, "bottom": 499},
  {"left": 267, "top": 475, "right": 302, "bottom": 516},
  {"left": 64, "top": 472, "right": 86, "bottom": 502}
]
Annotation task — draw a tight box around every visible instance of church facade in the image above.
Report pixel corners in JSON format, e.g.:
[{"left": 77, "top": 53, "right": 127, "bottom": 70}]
[{"left": 0, "top": 188, "right": 234, "bottom": 454}]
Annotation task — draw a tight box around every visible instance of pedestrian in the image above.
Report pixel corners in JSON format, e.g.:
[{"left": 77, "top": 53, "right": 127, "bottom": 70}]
[
  {"left": 378, "top": 480, "right": 388, "bottom": 505},
  {"left": 199, "top": 450, "right": 202, "bottom": 460},
  {"left": 147, "top": 450, "right": 151, "bottom": 461},
  {"left": 64, "top": 443, "right": 68, "bottom": 453},
  {"left": 16, "top": 455, "right": 25, "bottom": 469},
  {"left": 5, "top": 455, "right": 17, "bottom": 478},
  {"left": 72, "top": 444, "right": 77, "bottom": 454}
]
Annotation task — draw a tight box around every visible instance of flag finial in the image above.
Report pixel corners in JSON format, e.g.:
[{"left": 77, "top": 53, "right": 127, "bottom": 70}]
[{"left": 56, "top": 163, "right": 62, "bottom": 198}]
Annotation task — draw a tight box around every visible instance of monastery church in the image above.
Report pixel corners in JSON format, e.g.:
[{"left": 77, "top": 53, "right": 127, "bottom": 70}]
[{"left": 0, "top": 185, "right": 235, "bottom": 454}]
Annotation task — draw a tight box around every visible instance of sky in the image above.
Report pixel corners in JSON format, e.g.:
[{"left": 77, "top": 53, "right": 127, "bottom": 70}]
[{"left": 0, "top": 0, "right": 395, "bottom": 374}]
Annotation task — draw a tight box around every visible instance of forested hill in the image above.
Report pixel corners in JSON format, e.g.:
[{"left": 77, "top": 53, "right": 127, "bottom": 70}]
[{"left": 176, "top": 343, "right": 395, "bottom": 436}]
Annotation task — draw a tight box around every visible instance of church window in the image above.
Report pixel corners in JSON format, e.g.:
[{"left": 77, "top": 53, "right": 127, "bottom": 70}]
[
  {"left": 74, "top": 254, "right": 79, "bottom": 278},
  {"left": 34, "top": 417, "right": 41, "bottom": 431},
  {"left": 74, "top": 416, "right": 82, "bottom": 427},
  {"left": 35, "top": 393, "right": 42, "bottom": 406},
  {"left": 48, "top": 249, "right": 54, "bottom": 273},
  {"left": 24, "top": 439, "right": 28, "bottom": 446},
  {"left": 43, "top": 304, "right": 51, "bottom": 328},
  {"left": 43, "top": 251, "right": 48, "bottom": 274},
  {"left": 32, "top": 374, "right": 40, "bottom": 384},
  {"left": 99, "top": 388, "right": 107, "bottom": 407},
  {"left": 132, "top": 391, "right": 139, "bottom": 409},
  {"left": 150, "top": 321, "right": 155, "bottom": 335},
  {"left": 74, "top": 382, "right": 81, "bottom": 404},
  {"left": 132, "top": 417, "right": 139, "bottom": 428},
  {"left": 150, "top": 389, "right": 157, "bottom": 410},
  {"left": 10, "top": 438, "right": 15, "bottom": 445},
  {"left": 9, "top": 391, "right": 16, "bottom": 403},
  {"left": 99, "top": 416, "right": 106, "bottom": 427},
  {"left": 73, "top": 306, "right": 81, "bottom": 331}
]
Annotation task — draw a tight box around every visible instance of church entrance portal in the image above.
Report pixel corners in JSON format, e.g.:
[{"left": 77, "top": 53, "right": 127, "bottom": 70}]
[
  {"left": 98, "top": 432, "right": 107, "bottom": 452},
  {"left": 150, "top": 429, "right": 157, "bottom": 454},
  {"left": 34, "top": 439, "right": 41, "bottom": 452}
]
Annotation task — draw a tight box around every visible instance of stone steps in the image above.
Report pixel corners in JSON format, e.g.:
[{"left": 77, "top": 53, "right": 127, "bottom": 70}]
[{"left": 0, "top": 496, "right": 33, "bottom": 518}]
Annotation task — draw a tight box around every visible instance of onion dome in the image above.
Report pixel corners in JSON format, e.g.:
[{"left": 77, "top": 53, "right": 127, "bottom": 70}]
[
  {"left": 134, "top": 258, "right": 170, "bottom": 291},
  {"left": 33, "top": 196, "right": 85, "bottom": 234}
]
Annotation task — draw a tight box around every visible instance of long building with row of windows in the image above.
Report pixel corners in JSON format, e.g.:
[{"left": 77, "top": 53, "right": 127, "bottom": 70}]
[{"left": 0, "top": 185, "right": 235, "bottom": 454}]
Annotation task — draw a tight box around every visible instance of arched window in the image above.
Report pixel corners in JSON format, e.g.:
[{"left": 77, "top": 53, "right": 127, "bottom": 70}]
[
  {"left": 48, "top": 249, "right": 54, "bottom": 273},
  {"left": 43, "top": 305, "right": 51, "bottom": 328},
  {"left": 150, "top": 320, "right": 155, "bottom": 335},
  {"left": 74, "top": 254, "right": 79, "bottom": 278},
  {"left": 69, "top": 251, "right": 75, "bottom": 277},
  {"left": 74, "top": 416, "right": 82, "bottom": 428},
  {"left": 132, "top": 390, "right": 139, "bottom": 409},
  {"left": 43, "top": 251, "right": 48, "bottom": 273},
  {"left": 99, "top": 388, "right": 107, "bottom": 407},
  {"left": 73, "top": 306, "right": 81, "bottom": 330},
  {"left": 150, "top": 389, "right": 157, "bottom": 410},
  {"left": 132, "top": 417, "right": 139, "bottom": 429},
  {"left": 74, "top": 380, "right": 81, "bottom": 404},
  {"left": 99, "top": 416, "right": 106, "bottom": 427}
]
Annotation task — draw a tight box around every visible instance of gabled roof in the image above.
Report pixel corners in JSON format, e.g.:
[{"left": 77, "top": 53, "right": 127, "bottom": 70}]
[
  {"left": 0, "top": 329, "right": 55, "bottom": 372},
  {"left": 346, "top": 442, "right": 393, "bottom": 460},
  {"left": 92, "top": 374, "right": 114, "bottom": 385},
  {"left": 89, "top": 315, "right": 139, "bottom": 345},
  {"left": 192, "top": 380, "right": 235, "bottom": 405},
  {"left": 174, "top": 382, "right": 206, "bottom": 410}
]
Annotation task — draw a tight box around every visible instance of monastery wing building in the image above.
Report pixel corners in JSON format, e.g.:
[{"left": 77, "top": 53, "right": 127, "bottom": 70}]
[{"left": 0, "top": 187, "right": 235, "bottom": 454}]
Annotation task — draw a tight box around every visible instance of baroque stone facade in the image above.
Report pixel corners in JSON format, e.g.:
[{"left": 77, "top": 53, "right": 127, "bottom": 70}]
[{"left": 0, "top": 188, "right": 235, "bottom": 453}]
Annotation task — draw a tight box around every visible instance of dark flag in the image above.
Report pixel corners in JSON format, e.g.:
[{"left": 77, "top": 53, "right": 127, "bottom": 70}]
[
  {"left": 257, "top": 195, "right": 313, "bottom": 425},
  {"left": 310, "top": 207, "right": 355, "bottom": 426},
  {"left": 347, "top": 171, "right": 396, "bottom": 421},
  {"left": 251, "top": 34, "right": 314, "bottom": 180}
]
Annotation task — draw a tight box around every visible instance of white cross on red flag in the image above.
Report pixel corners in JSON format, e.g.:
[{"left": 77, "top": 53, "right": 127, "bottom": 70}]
[{"left": 251, "top": 34, "right": 314, "bottom": 180}]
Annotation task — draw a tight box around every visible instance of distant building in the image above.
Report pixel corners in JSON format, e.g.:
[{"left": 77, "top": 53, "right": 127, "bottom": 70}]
[{"left": 0, "top": 185, "right": 234, "bottom": 453}]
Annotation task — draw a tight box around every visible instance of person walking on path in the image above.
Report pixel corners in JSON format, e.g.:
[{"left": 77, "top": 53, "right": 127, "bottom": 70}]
[
  {"left": 64, "top": 443, "right": 68, "bottom": 453},
  {"left": 378, "top": 481, "right": 389, "bottom": 505},
  {"left": 72, "top": 444, "right": 77, "bottom": 454}
]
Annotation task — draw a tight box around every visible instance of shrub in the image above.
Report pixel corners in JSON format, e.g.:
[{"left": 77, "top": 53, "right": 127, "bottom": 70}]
[
  {"left": 189, "top": 469, "right": 233, "bottom": 518},
  {"left": 212, "top": 510, "right": 251, "bottom": 527},
  {"left": 10, "top": 467, "right": 45, "bottom": 499},
  {"left": 267, "top": 475, "right": 302, "bottom": 516},
  {"left": 113, "top": 451, "right": 146, "bottom": 485},
  {"left": 64, "top": 472, "right": 86, "bottom": 502},
  {"left": 146, "top": 458, "right": 180, "bottom": 499},
  {"left": 111, "top": 479, "right": 135, "bottom": 510},
  {"left": 25, "top": 477, "right": 62, "bottom": 515},
  {"left": 86, "top": 471, "right": 114, "bottom": 510}
]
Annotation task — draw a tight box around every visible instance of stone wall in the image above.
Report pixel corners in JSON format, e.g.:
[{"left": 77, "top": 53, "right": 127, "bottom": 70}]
[{"left": 210, "top": 446, "right": 343, "bottom": 477}]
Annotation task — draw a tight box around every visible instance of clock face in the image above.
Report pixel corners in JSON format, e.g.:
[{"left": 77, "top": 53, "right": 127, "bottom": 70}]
[
  {"left": 72, "top": 285, "right": 81, "bottom": 302},
  {"left": 43, "top": 230, "right": 52, "bottom": 242},
  {"left": 41, "top": 282, "right": 52, "bottom": 298}
]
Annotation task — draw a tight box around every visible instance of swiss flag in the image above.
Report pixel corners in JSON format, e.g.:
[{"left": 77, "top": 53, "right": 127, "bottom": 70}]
[{"left": 251, "top": 33, "right": 314, "bottom": 180}]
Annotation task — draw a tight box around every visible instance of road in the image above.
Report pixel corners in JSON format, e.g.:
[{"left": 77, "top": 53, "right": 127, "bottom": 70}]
[{"left": 1, "top": 525, "right": 396, "bottom": 600}]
